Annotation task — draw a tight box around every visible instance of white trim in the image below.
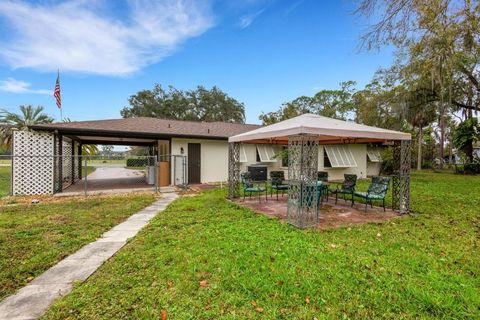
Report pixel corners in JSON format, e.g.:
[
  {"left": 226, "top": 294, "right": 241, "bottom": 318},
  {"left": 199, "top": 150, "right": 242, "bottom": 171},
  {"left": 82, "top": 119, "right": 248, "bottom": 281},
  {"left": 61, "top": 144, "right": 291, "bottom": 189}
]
[{"left": 324, "top": 145, "right": 357, "bottom": 168}]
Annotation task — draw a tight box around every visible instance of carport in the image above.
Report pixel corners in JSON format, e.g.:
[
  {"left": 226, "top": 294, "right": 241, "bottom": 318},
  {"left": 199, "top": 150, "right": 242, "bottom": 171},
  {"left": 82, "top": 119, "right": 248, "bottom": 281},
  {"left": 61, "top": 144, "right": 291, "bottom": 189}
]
[{"left": 11, "top": 117, "right": 258, "bottom": 195}]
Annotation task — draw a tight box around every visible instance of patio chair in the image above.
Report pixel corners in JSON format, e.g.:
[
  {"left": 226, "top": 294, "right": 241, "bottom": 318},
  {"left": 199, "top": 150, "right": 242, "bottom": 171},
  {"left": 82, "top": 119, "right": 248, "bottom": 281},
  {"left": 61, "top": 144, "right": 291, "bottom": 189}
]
[
  {"left": 240, "top": 172, "right": 267, "bottom": 202},
  {"left": 317, "top": 171, "right": 329, "bottom": 201},
  {"left": 329, "top": 174, "right": 357, "bottom": 206},
  {"left": 354, "top": 176, "right": 390, "bottom": 212},
  {"left": 270, "top": 171, "right": 289, "bottom": 200}
]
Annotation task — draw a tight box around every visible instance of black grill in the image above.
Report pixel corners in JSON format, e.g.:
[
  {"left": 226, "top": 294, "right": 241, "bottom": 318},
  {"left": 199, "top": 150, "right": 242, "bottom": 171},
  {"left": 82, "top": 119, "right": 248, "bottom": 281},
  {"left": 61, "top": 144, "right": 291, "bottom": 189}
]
[{"left": 247, "top": 165, "right": 267, "bottom": 181}]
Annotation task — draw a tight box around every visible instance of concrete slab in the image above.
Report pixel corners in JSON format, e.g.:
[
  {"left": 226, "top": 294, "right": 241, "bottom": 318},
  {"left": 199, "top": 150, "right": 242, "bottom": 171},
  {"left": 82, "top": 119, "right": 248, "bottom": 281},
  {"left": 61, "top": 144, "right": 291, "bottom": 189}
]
[
  {"left": 126, "top": 213, "right": 157, "bottom": 221},
  {"left": 63, "top": 241, "right": 125, "bottom": 261},
  {"left": 98, "top": 229, "right": 140, "bottom": 242},
  {"left": 0, "top": 194, "right": 178, "bottom": 320},
  {"left": 31, "top": 258, "right": 101, "bottom": 285},
  {"left": 0, "top": 284, "right": 72, "bottom": 320}
]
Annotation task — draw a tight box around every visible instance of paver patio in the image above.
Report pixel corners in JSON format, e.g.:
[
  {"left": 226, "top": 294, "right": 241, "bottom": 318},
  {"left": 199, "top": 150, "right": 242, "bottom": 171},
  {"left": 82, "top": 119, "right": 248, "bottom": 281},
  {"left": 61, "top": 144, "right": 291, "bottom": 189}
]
[
  {"left": 235, "top": 196, "right": 400, "bottom": 229},
  {"left": 0, "top": 192, "right": 178, "bottom": 320}
]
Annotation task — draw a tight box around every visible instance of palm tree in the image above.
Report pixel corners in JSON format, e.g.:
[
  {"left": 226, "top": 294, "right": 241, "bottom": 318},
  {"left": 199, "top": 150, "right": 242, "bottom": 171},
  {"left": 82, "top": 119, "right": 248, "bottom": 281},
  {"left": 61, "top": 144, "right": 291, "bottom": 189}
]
[
  {"left": 62, "top": 117, "right": 99, "bottom": 156},
  {"left": 405, "top": 101, "right": 437, "bottom": 170},
  {"left": 0, "top": 105, "right": 54, "bottom": 149}
]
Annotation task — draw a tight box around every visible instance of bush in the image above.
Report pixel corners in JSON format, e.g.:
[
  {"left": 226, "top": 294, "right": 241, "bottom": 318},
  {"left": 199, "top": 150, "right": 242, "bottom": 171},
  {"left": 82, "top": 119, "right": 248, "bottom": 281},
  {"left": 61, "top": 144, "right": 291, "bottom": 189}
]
[{"left": 126, "top": 158, "right": 148, "bottom": 167}]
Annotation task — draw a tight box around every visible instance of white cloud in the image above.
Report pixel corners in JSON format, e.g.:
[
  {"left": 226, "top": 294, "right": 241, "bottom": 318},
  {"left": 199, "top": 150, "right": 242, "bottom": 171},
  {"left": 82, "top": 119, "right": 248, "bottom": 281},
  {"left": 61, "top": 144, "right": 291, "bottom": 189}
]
[
  {"left": 238, "top": 8, "right": 266, "bottom": 29},
  {"left": 0, "top": 0, "right": 213, "bottom": 76},
  {"left": 0, "top": 78, "right": 50, "bottom": 94}
]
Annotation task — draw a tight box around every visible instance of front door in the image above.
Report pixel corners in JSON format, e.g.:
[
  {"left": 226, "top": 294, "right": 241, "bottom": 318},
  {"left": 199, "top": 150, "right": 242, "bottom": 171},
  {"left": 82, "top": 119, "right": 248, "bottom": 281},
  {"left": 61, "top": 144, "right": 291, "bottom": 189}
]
[{"left": 188, "top": 143, "right": 201, "bottom": 184}]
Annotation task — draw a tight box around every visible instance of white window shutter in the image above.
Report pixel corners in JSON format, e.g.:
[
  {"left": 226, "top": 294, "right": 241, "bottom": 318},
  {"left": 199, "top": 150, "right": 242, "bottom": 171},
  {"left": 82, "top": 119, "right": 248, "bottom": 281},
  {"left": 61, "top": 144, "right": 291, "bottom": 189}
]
[
  {"left": 239, "top": 145, "right": 248, "bottom": 163},
  {"left": 256, "top": 145, "right": 276, "bottom": 162},
  {"left": 324, "top": 145, "right": 357, "bottom": 167},
  {"left": 367, "top": 148, "right": 382, "bottom": 162}
]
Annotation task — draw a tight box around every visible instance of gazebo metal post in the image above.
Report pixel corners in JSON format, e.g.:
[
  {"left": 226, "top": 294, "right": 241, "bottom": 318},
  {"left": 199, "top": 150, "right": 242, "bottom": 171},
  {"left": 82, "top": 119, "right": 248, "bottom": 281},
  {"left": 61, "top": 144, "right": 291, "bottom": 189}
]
[
  {"left": 228, "top": 142, "right": 240, "bottom": 199},
  {"left": 287, "top": 134, "right": 319, "bottom": 228},
  {"left": 392, "top": 140, "right": 412, "bottom": 214}
]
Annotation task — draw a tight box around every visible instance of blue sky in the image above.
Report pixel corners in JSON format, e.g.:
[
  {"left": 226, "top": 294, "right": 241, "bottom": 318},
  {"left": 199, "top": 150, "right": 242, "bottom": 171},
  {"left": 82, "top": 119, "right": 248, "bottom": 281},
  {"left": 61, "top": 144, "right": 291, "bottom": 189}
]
[{"left": 0, "top": 0, "right": 394, "bottom": 124}]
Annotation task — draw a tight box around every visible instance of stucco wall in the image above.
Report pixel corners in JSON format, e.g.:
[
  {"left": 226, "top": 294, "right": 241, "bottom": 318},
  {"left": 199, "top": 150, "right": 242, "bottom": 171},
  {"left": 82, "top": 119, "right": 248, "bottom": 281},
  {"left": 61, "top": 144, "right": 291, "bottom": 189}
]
[
  {"left": 367, "top": 161, "right": 382, "bottom": 176},
  {"left": 171, "top": 138, "right": 230, "bottom": 184},
  {"left": 171, "top": 138, "right": 372, "bottom": 184}
]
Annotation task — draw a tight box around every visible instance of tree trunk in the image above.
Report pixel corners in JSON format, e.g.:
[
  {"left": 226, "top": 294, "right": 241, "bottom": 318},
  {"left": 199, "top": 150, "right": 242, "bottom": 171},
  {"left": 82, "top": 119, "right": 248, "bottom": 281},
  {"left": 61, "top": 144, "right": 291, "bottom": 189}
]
[
  {"left": 448, "top": 138, "right": 453, "bottom": 164},
  {"left": 439, "top": 104, "right": 445, "bottom": 169},
  {"left": 417, "top": 127, "right": 423, "bottom": 170},
  {"left": 466, "top": 91, "right": 474, "bottom": 162}
]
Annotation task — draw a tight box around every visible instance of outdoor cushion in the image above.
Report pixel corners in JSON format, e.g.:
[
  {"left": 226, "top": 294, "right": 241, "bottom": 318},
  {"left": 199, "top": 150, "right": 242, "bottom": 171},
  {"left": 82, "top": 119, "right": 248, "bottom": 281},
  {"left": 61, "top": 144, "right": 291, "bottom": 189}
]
[
  {"left": 354, "top": 191, "right": 385, "bottom": 200},
  {"left": 272, "top": 184, "right": 289, "bottom": 190},
  {"left": 354, "top": 176, "right": 390, "bottom": 200},
  {"left": 245, "top": 186, "right": 266, "bottom": 192}
]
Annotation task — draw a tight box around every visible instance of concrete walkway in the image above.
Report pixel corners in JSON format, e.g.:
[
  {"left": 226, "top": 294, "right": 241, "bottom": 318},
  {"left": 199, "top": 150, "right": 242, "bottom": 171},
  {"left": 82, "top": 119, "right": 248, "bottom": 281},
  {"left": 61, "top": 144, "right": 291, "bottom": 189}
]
[{"left": 0, "top": 192, "right": 178, "bottom": 320}]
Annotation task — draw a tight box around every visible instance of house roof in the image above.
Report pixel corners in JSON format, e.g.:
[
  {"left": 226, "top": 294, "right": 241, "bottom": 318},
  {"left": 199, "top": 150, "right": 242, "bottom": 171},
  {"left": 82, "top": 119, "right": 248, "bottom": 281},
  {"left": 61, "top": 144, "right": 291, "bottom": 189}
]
[
  {"left": 229, "top": 114, "right": 411, "bottom": 144},
  {"left": 31, "top": 117, "right": 261, "bottom": 140}
]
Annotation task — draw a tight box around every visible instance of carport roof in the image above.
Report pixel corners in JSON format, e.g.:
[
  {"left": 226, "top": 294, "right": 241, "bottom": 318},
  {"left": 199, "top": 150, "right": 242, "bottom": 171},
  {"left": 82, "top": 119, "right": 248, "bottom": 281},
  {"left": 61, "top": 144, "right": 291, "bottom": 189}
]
[{"left": 31, "top": 117, "right": 261, "bottom": 140}]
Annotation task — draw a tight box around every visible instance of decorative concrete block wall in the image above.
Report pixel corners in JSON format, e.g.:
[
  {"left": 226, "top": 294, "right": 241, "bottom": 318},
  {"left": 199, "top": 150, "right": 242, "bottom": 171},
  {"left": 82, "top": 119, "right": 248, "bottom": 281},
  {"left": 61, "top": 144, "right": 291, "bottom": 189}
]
[
  {"left": 12, "top": 131, "right": 55, "bottom": 195},
  {"left": 62, "top": 138, "right": 73, "bottom": 187},
  {"left": 73, "top": 141, "right": 80, "bottom": 181}
]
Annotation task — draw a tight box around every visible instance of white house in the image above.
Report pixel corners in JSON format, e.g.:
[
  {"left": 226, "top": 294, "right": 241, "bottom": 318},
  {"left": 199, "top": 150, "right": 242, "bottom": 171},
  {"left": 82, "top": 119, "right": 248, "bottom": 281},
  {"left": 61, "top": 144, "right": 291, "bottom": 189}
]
[{"left": 12, "top": 116, "right": 385, "bottom": 195}]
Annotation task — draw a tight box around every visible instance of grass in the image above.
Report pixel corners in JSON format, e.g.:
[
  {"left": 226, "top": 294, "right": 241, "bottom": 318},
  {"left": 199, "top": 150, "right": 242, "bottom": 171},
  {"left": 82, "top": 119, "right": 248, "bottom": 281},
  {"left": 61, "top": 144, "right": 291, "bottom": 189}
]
[
  {"left": 0, "top": 166, "right": 95, "bottom": 197},
  {"left": 0, "top": 166, "right": 11, "bottom": 197},
  {"left": 0, "top": 193, "right": 155, "bottom": 300},
  {"left": 42, "top": 171, "right": 479, "bottom": 319}
]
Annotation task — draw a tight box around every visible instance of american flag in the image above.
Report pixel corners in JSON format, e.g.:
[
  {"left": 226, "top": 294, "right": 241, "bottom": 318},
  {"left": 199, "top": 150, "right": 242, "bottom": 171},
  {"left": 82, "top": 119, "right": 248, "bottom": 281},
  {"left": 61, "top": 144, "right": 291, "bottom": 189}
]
[{"left": 54, "top": 71, "right": 61, "bottom": 109}]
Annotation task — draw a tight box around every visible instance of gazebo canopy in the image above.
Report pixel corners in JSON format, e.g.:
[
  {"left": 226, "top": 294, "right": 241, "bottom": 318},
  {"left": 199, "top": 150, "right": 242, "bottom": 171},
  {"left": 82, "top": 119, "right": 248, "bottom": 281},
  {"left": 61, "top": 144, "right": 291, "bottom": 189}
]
[{"left": 229, "top": 114, "right": 411, "bottom": 144}]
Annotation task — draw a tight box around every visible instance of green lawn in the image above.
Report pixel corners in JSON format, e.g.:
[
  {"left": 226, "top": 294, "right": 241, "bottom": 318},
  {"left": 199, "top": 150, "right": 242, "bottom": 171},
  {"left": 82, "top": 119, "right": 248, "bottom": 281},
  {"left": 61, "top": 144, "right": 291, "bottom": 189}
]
[
  {"left": 0, "top": 194, "right": 155, "bottom": 300},
  {"left": 43, "top": 172, "right": 479, "bottom": 319},
  {"left": 0, "top": 166, "right": 10, "bottom": 197}
]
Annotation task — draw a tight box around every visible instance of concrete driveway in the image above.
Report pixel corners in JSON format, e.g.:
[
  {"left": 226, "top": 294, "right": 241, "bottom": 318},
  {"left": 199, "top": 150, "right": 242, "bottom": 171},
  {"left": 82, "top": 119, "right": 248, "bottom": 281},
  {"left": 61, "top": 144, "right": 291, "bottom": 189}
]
[
  {"left": 63, "top": 166, "right": 151, "bottom": 194},
  {"left": 87, "top": 166, "right": 145, "bottom": 180}
]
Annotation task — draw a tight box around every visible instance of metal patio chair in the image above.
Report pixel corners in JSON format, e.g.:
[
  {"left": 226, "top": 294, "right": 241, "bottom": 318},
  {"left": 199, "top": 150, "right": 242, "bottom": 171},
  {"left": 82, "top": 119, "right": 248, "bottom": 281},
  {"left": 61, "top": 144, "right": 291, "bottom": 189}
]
[
  {"left": 329, "top": 174, "right": 357, "bottom": 206},
  {"left": 269, "top": 171, "right": 289, "bottom": 200},
  {"left": 240, "top": 172, "right": 267, "bottom": 202},
  {"left": 353, "top": 176, "right": 390, "bottom": 212}
]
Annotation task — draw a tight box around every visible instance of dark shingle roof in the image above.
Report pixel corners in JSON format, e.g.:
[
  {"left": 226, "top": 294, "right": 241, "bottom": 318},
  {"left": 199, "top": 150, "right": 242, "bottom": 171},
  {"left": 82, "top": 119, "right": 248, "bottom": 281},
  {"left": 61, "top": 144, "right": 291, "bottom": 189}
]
[{"left": 30, "top": 117, "right": 261, "bottom": 139}]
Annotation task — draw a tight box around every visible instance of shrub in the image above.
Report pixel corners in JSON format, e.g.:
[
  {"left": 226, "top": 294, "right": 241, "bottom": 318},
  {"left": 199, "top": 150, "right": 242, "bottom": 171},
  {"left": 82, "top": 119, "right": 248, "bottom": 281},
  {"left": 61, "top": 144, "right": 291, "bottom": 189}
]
[{"left": 126, "top": 158, "right": 148, "bottom": 167}]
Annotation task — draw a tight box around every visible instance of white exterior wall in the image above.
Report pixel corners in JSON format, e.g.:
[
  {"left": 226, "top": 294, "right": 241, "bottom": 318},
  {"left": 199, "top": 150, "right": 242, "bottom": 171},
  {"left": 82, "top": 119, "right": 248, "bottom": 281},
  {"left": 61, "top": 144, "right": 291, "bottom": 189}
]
[
  {"left": 171, "top": 138, "right": 371, "bottom": 184},
  {"left": 171, "top": 138, "right": 230, "bottom": 184},
  {"left": 367, "top": 162, "right": 382, "bottom": 176}
]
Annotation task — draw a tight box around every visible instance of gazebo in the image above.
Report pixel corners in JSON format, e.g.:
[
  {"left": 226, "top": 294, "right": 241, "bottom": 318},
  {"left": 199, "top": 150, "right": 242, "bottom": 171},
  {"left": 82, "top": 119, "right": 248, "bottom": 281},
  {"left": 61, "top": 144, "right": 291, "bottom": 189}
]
[{"left": 227, "top": 114, "right": 412, "bottom": 228}]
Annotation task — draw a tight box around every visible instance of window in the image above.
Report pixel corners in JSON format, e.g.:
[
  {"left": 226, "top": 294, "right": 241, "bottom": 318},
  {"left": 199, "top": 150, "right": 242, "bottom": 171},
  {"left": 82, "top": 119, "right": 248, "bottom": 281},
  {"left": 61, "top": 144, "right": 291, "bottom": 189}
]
[
  {"left": 367, "top": 148, "right": 382, "bottom": 162},
  {"left": 239, "top": 145, "right": 248, "bottom": 163},
  {"left": 324, "top": 145, "right": 357, "bottom": 167},
  {"left": 324, "top": 148, "right": 332, "bottom": 168},
  {"left": 256, "top": 145, "right": 276, "bottom": 162}
]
